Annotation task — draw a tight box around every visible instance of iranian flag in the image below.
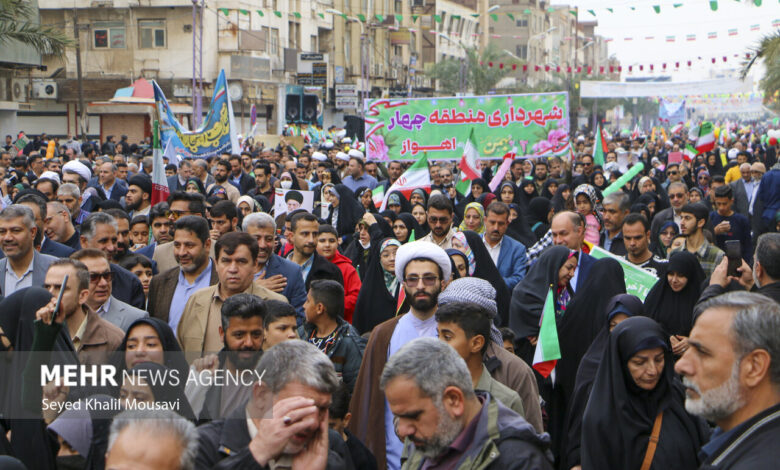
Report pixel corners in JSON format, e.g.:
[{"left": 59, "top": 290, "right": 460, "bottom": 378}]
[
  {"left": 379, "top": 154, "right": 431, "bottom": 211},
  {"left": 371, "top": 185, "right": 385, "bottom": 209},
  {"left": 683, "top": 143, "right": 698, "bottom": 162},
  {"left": 630, "top": 123, "right": 640, "bottom": 140},
  {"left": 151, "top": 120, "right": 170, "bottom": 206},
  {"left": 695, "top": 121, "right": 716, "bottom": 154},
  {"left": 593, "top": 123, "right": 607, "bottom": 167},
  {"left": 532, "top": 287, "right": 561, "bottom": 378},
  {"left": 455, "top": 128, "right": 481, "bottom": 196},
  {"left": 671, "top": 122, "right": 684, "bottom": 135},
  {"left": 395, "top": 229, "right": 416, "bottom": 314},
  {"left": 488, "top": 147, "right": 518, "bottom": 192}
]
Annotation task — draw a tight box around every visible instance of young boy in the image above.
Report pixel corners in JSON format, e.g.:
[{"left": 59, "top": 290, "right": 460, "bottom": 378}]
[
  {"left": 436, "top": 301, "right": 526, "bottom": 416},
  {"left": 262, "top": 300, "right": 299, "bottom": 349},
  {"left": 299, "top": 279, "right": 366, "bottom": 392},
  {"left": 328, "top": 383, "right": 378, "bottom": 470}
]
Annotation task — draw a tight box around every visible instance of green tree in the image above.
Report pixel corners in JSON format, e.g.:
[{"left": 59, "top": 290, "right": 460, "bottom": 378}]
[
  {"left": 426, "top": 43, "right": 520, "bottom": 95},
  {"left": 0, "top": 0, "right": 72, "bottom": 58},
  {"left": 741, "top": 31, "right": 780, "bottom": 109}
]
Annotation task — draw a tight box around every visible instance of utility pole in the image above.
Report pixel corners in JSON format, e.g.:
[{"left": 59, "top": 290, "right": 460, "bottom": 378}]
[
  {"left": 73, "top": 8, "right": 86, "bottom": 141},
  {"left": 192, "top": 0, "right": 204, "bottom": 128}
]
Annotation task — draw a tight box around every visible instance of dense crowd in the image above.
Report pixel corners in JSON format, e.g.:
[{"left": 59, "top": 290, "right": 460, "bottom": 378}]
[{"left": 0, "top": 123, "right": 778, "bottom": 470}]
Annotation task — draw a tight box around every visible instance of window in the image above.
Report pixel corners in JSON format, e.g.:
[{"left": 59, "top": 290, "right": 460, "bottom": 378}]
[
  {"left": 139, "top": 20, "right": 166, "bottom": 48},
  {"left": 516, "top": 44, "right": 527, "bottom": 59},
  {"left": 516, "top": 18, "right": 528, "bottom": 27},
  {"left": 395, "top": 0, "right": 402, "bottom": 13},
  {"left": 263, "top": 26, "right": 279, "bottom": 54},
  {"left": 93, "top": 21, "right": 125, "bottom": 49}
]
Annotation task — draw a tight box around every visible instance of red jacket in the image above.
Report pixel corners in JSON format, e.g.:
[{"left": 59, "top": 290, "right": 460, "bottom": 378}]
[{"left": 330, "top": 251, "right": 362, "bottom": 323}]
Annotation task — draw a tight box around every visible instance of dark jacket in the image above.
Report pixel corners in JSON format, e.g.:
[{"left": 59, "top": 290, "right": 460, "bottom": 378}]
[
  {"left": 264, "top": 253, "right": 307, "bottom": 320},
  {"left": 229, "top": 171, "right": 256, "bottom": 195},
  {"left": 695, "top": 281, "right": 780, "bottom": 315},
  {"left": 110, "top": 262, "right": 146, "bottom": 310},
  {"left": 401, "top": 392, "right": 553, "bottom": 470},
  {"left": 345, "top": 430, "right": 378, "bottom": 470},
  {"left": 40, "top": 237, "right": 76, "bottom": 258},
  {"left": 195, "top": 409, "right": 354, "bottom": 470},
  {"left": 298, "top": 318, "right": 367, "bottom": 393},
  {"left": 598, "top": 230, "right": 627, "bottom": 257},
  {"left": 147, "top": 263, "right": 219, "bottom": 322},
  {"left": 699, "top": 403, "right": 780, "bottom": 470}
]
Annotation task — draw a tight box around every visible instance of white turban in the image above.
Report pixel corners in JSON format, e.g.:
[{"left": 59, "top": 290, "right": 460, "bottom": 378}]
[
  {"left": 335, "top": 152, "right": 350, "bottom": 162},
  {"left": 39, "top": 171, "right": 60, "bottom": 184},
  {"left": 394, "top": 240, "right": 451, "bottom": 282},
  {"left": 727, "top": 148, "right": 738, "bottom": 160},
  {"left": 311, "top": 151, "right": 327, "bottom": 161},
  {"left": 348, "top": 149, "right": 364, "bottom": 160},
  {"left": 62, "top": 160, "right": 91, "bottom": 182}
]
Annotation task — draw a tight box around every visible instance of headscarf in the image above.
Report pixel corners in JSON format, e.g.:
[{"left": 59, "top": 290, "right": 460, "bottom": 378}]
[
  {"left": 458, "top": 202, "right": 486, "bottom": 234},
  {"left": 446, "top": 249, "right": 469, "bottom": 279},
  {"left": 236, "top": 195, "right": 257, "bottom": 213},
  {"left": 581, "top": 317, "right": 707, "bottom": 470},
  {"left": 353, "top": 217, "right": 401, "bottom": 334},
  {"left": 396, "top": 213, "right": 422, "bottom": 243},
  {"left": 410, "top": 188, "right": 428, "bottom": 207},
  {"left": 519, "top": 179, "right": 538, "bottom": 206},
  {"left": 463, "top": 231, "right": 513, "bottom": 326},
  {"left": 652, "top": 219, "right": 679, "bottom": 259},
  {"left": 380, "top": 238, "right": 402, "bottom": 294},
  {"left": 115, "top": 318, "right": 190, "bottom": 382},
  {"left": 328, "top": 184, "right": 366, "bottom": 239},
  {"left": 323, "top": 168, "right": 342, "bottom": 185},
  {"left": 469, "top": 178, "right": 489, "bottom": 200},
  {"left": 643, "top": 251, "right": 705, "bottom": 337},
  {"left": 411, "top": 202, "right": 431, "bottom": 238},
  {"left": 48, "top": 402, "right": 94, "bottom": 456},
  {"left": 509, "top": 245, "right": 574, "bottom": 338},
  {"left": 386, "top": 190, "right": 412, "bottom": 213},
  {"left": 541, "top": 178, "right": 559, "bottom": 199},
  {"left": 630, "top": 203, "right": 652, "bottom": 226},
  {"left": 551, "top": 184, "right": 573, "bottom": 212},
  {"left": 184, "top": 177, "right": 206, "bottom": 195},
  {"left": 476, "top": 192, "right": 496, "bottom": 210},
  {"left": 451, "top": 232, "right": 475, "bottom": 275},
  {"left": 590, "top": 169, "right": 608, "bottom": 191},
  {"left": 354, "top": 186, "right": 377, "bottom": 213},
  {"left": 279, "top": 171, "right": 301, "bottom": 190}
]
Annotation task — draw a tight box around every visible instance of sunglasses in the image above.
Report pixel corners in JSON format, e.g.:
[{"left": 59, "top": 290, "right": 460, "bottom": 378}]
[
  {"left": 669, "top": 193, "right": 686, "bottom": 199},
  {"left": 165, "top": 210, "right": 191, "bottom": 220},
  {"left": 89, "top": 271, "right": 114, "bottom": 283},
  {"left": 403, "top": 275, "right": 440, "bottom": 287},
  {"left": 428, "top": 216, "right": 451, "bottom": 224}
]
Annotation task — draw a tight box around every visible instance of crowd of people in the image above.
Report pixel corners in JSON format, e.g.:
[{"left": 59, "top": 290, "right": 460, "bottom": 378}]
[{"left": 0, "top": 122, "right": 778, "bottom": 470}]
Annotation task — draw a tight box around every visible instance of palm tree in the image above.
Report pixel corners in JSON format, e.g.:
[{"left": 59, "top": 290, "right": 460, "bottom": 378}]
[
  {"left": 741, "top": 31, "right": 780, "bottom": 104},
  {"left": 0, "top": 0, "right": 72, "bottom": 58},
  {"left": 426, "top": 43, "right": 520, "bottom": 95}
]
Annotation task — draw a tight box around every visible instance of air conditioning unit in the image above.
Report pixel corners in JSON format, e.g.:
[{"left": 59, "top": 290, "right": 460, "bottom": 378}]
[
  {"left": 32, "top": 80, "right": 57, "bottom": 99},
  {"left": 91, "top": 0, "right": 114, "bottom": 7},
  {"left": 411, "top": 0, "right": 425, "bottom": 6},
  {"left": 11, "top": 79, "right": 28, "bottom": 102}
]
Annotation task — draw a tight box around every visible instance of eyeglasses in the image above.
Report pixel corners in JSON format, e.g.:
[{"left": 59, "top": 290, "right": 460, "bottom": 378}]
[
  {"left": 89, "top": 271, "right": 113, "bottom": 283},
  {"left": 698, "top": 176, "right": 709, "bottom": 180},
  {"left": 669, "top": 193, "right": 686, "bottom": 200},
  {"left": 403, "top": 275, "right": 440, "bottom": 287},
  {"left": 583, "top": 162, "right": 593, "bottom": 166},
  {"left": 427, "top": 215, "right": 451, "bottom": 225},
  {"left": 165, "top": 210, "right": 191, "bottom": 220},
  {"left": 666, "top": 171, "right": 678, "bottom": 176}
]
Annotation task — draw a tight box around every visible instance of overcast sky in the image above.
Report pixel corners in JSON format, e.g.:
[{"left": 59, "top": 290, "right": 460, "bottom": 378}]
[{"left": 558, "top": 0, "right": 779, "bottom": 84}]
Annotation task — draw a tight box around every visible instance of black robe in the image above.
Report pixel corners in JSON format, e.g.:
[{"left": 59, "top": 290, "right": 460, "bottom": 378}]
[
  {"left": 395, "top": 213, "right": 422, "bottom": 244},
  {"left": 581, "top": 317, "right": 709, "bottom": 470},
  {"left": 327, "top": 184, "right": 366, "bottom": 241},
  {"left": 463, "top": 231, "right": 512, "bottom": 327},
  {"left": 643, "top": 251, "right": 705, "bottom": 338}
]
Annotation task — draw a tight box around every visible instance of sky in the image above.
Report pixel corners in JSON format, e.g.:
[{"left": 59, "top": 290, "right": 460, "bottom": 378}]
[{"left": 559, "top": 0, "right": 780, "bottom": 85}]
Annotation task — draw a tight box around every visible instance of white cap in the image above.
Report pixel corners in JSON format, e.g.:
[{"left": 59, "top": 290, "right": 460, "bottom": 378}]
[
  {"left": 342, "top": 136, "right": 352, "bottom": 144},
  {"left": 39, "top": 171, "right": 61, "bottom": 184},
  {"left": 727, "top": 148, "right": 738, "bottom": 160},
  {"left": 62, "top": 160, "right": 91, "bottom": 182},
  {"left": 348, "top": 149, "right": 364, "bottom": 160},
  {"left": 311, "top": 151, "right": 327, "bottom": 161},
  {"left": 335, "top": 152, "right": 350, "bottom": 161}
]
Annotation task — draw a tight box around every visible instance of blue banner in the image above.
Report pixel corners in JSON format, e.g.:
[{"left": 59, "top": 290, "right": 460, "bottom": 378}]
[
  {"left": 658, "top": 98, "right": 686, "bottom": 124},
  {"left": 153, "top": 69, "right": 238, "bottom": 159}
]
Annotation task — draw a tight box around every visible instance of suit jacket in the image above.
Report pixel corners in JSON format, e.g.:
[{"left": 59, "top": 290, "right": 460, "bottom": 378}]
[
  {"left": 77, "top": 307, "right": 125, "bottom": 367},
  {"left": 0, "top": 250, "right": 58, "bottom": 297},
  {"left": 40, "top": 237, "right": 76, "bottom": 258},
  {"left": 177, "top": 281, "right": 287, "bottom": 355},
  {"left": 110, "top": 263, "right": 146, "bottom": 310},
  {"left": 147, "top": 263, "right": 219, "bottom": 323},
  {"left": 167, "top": 174, "right": 187, "bottom": 193},
  {"left": 730, "top": 178, "right": 751, "bottom": 216},
  {"left": 495, "top": 235, "right": 529, "bottom": 292},
  {"left": 153, "top": 240, "right": 216, "bottom": 274},
  {"left": 228, "top": 171, "right": 256, "bottom": 194},
  {"left": 574, "top": 251, "right": 596, "bottom": 292},
  {"left": 100, "top": 296, "right": 148, "bottom": 331},
  {"left": 264, "top": 254, "right": 307, "bottom": 319}
]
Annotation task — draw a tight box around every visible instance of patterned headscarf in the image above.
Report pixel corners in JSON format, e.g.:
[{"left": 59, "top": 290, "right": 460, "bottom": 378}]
[
  {"left": 458, "top": 202, "right": 486, "bottom": 234},
  {"left": 451, "top": 232, "right": 476, "bottom": 276},
  {"left": 380, "top": 238, "right": 402, "bottom": 294}
]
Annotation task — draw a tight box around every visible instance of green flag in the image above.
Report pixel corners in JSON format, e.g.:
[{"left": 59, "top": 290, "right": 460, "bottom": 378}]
[
  {"left": 593, "top": 123, "right": 607, "bottom": 167},
  {"left": 532, "top": 287, "right": 561, "bottom": 378}
]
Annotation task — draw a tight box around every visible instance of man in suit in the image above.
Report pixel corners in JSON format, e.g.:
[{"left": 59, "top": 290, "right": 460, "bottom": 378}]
[
  {"left": 228, "top": 154, "right": 256, "bottom": 194},
  {"left": 166, "top": 158, "right": 193, "bottom": 193},
  {"left": 37, "top": 258, "right": 124, "bottom": 366},
  {"left": 44, "top": 201, "right": 81, "bottom": 250},
  {"left": 72, "top": 248, "right": 147, "bottom": 331},
  {"left": 79, "top": 212, "right": 146, "bottom": 310},
  {"left": 15, "top": 193, "right": 75, "bottom": 258},
  {"left": 599, "top": 192, "right": 629, "bottom": 256},
  {"left": 650, "top": 181, "right": 689, "bottom": 242},
  {"left": 550, "top": 211, "right": 595, "bottom": 292},
  {"left": 148, "top": 216, "right": 218, "bottom": 331},
  {"left": 243, "top": 212, "right": 307, "bottom": 319},
  {"left": 152, "top": 192, "right": 211, "bottom": 273},
  {"left": 94, "top": 161, "right": 127, "bottom": 202},
  {"left": 482, "top": 202, "right": 528, "bottom": 292},
  {"left": 730, "top": 162, "right": 758, "bottom": 217},
  {"left": 177, "top": 232, "right": 286, "bottom": 355},
  {"left": 0, "top": 205, "right": 58, "bottom": 297}
]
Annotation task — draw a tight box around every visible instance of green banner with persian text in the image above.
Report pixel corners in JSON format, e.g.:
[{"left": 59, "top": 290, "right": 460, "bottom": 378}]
[
  {"left": 590, "top": 246, "right": 659, "bottom": 301},
  {"left": 364, "top": 92, "right": 570, "bottom": 161}
]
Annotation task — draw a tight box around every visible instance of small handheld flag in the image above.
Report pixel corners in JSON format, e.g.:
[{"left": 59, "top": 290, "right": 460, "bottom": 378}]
[{"left": 532, "top": 286, "right": 561, "bottom": 378}]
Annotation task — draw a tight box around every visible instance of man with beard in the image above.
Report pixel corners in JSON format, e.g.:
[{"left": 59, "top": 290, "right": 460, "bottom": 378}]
[
  {"left": 421, "top": 195, "right": 457, "bottom": 249},
  {"left": 148, "top": 216, "right": 217, "bottom": 331},
  {"left": 482, "top": 202, "right": 528, "bottom": 292},
  {"left": 670, "top": 203, "right": 724, "bottom": 277},
  {"left": 124, "top": 174, "right": 152, "bottom": 217},
  {"left": 189, "top": 293, "right": 266, "bottom": 422},
  {"left": 533, "top": 160, "right": 548, "bottom": 194},
  {"left": 0, "top": 204, "right": 57, "bottom": 296},
  {"left": 104, "top": 208, "right": 132, "bottom": 263},
  {"left": 207, "top": 160, "right": 239, "bottom": 203},
  {"left": 621, "top": 213, "right": 668, "bottom": 276},
  {"left": 195, "top": 340, "right": 352, "bottom": 468},
  {"left": 675, "top": 292, "right": 780, "bottom": 469},
  {"left": 381, "top": 338, "right": 552, "bottom": 469},
  {"left": 286, "top": 212, "right": 343, "bottom": 291},
  {"left": 243, "top": 212, "right": 306, "bottom": 318},
  {"left": 348, "top": 240, "right": 451, "bottom": 470},
  {"left": 45, "top": 201, "right": 81, "bottom": 250}
]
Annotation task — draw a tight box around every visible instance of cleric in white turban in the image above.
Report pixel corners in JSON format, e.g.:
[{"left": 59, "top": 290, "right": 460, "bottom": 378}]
[{"left": 394, "top": 240, "right": 451, "bottom": 282}]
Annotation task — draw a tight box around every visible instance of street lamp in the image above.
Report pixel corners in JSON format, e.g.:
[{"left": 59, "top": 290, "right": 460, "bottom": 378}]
[
  {"left": 487, "top": 5, "right": 500, "bottom": 13},
  {"left": 440, "top": 33, "right": 468, "bottom": 94},
  {"left": 327, "top": 9, "right": 367, "bottom": 123}
]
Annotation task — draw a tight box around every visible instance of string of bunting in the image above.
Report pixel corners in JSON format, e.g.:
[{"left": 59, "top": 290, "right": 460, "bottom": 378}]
[{"left": 479, "top": 52, "right": 755, "bottom": 73}]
